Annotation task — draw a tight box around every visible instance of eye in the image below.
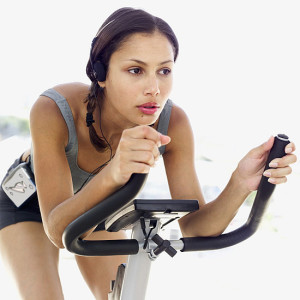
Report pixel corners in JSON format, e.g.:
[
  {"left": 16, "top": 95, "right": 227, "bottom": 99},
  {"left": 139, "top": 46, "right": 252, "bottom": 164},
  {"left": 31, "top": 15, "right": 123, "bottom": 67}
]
[
  {"left": 128, "top": 67, "right": 142, "bottom": 75},
  {"left": 159, "top": 68, "right": 171, "bottom": 76}
]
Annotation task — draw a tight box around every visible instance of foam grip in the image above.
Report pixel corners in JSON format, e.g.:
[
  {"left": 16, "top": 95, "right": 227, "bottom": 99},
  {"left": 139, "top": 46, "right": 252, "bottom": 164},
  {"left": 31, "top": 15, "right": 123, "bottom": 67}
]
[
  {"left": 264, "top": 134, "right": 290, "bottom": 172},
  {"left": 254, "top": 134, "right": 290, "bottom": 203}
]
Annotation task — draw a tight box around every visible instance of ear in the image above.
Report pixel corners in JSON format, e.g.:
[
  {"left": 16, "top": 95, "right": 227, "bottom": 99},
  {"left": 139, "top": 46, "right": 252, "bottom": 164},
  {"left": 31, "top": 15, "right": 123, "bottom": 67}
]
[{"left": 97, "top": 81, "right": 106, "bottom": 88}]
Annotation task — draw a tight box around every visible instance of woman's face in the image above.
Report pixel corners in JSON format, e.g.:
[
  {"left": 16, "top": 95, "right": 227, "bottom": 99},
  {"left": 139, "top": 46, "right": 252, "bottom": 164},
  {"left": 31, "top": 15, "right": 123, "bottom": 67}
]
[{"left": 101, "top": 31, "right": 175, "bottom": 128}]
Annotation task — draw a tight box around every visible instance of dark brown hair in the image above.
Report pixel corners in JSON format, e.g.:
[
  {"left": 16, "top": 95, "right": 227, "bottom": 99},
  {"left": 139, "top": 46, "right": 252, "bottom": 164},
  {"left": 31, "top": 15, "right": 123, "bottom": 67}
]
[{"left": 85, "top": 7, "right": 179, "bottom": 151}]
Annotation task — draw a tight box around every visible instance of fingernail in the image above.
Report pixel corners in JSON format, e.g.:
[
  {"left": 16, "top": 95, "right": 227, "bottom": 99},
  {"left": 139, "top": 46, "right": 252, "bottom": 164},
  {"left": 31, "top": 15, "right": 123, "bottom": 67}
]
[
  {"left": 263, "top": 171, "right": 271, "bottom": 177},
  {"left": 157, "top": 133, "right": 162, "bottom": 148},
  {"left": 268, "top": 178, "right": 276, "bottom": 184},
  {"left": 286, "top": 147, "right": 292, "bottom": 153},
  {"left": 269, "top": 162, "right": 278, "bottom": 168}
]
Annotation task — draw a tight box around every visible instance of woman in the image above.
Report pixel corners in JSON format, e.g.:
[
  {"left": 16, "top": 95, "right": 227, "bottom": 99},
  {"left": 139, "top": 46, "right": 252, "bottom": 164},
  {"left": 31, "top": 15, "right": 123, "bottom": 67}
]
[{"left": 0, "top": 7, "right": 297, "bottom": 300}]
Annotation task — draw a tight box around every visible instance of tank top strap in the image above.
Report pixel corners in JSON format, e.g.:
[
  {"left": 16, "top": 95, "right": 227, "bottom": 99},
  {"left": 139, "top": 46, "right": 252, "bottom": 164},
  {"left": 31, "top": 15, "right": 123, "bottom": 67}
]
[
  {"left": 157, "top": 99, "right": 173, "bottom": 155},
  {"left": 40, "top": 88, "right": 77, "bottom": 152}
]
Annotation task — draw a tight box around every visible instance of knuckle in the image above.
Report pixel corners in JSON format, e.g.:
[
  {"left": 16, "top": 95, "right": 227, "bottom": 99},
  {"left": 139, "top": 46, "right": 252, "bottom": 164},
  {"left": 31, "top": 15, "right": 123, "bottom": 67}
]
[
  {"left": 137, "top": 163, "right": 150, "bottom": 174},
  {"left": 147, "top": 141, "right": 158, "bottom": 156},
  {"left": 143, "top": 165, "right": 151, "bottom": 173},
  {"left": 141, "top": 125, "right": 158, "bottom": 140},
  {"left": 119, "top": 137, "right": 129, "bottom": 150},
  {"left": 152, "top": 141, "right": 159, "bottom": 153},
  {"left": 145, "top": 151, "right": 153, "bottom": 162},
  {"left": 141, "top": 125, "right": 150, "bottom": 135},
  {"left": 122, "top": 128, "right": 130, "bottom": 137},
  {"left": 147, "top": 140, "right": 156, "bottom": 150},
  {"left": 293, "top": 154, "right": 297, "bottom": 163}
]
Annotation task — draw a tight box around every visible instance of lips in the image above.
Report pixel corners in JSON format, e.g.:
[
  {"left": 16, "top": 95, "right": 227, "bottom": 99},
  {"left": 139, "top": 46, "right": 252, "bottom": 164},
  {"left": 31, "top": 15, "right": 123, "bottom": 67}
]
[{"left": 138, "top": 102, "right": 159, "bottom": 115}]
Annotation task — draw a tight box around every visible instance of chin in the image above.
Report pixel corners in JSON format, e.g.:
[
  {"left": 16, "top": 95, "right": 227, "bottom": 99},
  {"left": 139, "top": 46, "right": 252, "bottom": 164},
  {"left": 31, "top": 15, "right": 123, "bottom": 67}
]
[{"left": 137, "top": 114, "right": 159, "bottom": 127}]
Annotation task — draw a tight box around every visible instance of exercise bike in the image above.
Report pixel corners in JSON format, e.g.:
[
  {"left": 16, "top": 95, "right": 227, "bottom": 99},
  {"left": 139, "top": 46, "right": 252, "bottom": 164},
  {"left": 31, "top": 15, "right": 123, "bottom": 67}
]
[{"left": 63, "top": 134, "right": 289, "bottom": 300}]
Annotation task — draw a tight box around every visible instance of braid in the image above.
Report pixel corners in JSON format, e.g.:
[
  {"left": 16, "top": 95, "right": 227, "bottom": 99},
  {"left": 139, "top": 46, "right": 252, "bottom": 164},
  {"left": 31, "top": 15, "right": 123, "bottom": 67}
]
[{"left": 84, "top": 82, "right": 108, "bottom": 152}]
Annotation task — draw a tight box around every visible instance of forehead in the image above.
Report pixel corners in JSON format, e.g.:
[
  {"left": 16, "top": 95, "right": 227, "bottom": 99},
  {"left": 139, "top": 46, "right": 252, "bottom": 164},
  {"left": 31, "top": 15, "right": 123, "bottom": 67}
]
[{"left": 112, "top": 31, "right": 175, "bottom": 62}]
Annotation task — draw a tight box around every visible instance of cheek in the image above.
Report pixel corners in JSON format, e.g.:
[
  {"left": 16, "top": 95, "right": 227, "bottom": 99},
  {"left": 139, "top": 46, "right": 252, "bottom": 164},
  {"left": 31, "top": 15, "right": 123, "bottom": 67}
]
[
  {"left": 160, "top": 78, "right": 173, "bottom": 97},
  {"left": 106, "top": 77, "right": 138, "bottom": 103}
]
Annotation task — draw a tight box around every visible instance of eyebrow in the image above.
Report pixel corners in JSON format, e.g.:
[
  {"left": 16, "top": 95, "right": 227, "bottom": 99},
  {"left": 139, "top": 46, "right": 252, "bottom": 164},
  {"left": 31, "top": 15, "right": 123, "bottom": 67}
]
[{"left": 126, "top": 59, "right": 174, "bottom": 66}]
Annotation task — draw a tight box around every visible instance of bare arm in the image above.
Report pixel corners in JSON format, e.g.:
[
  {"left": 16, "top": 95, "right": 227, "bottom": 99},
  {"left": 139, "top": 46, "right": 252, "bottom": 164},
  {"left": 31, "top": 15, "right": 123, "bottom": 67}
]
[
  {"left": 163, "top": 105, "right": 297, "bottom": 237},
  {"left": 30, "top": 95, "right": 170, "bottom": 248},
  {"left": 30, "top": 96, "right": 124, "bottom": 248}
]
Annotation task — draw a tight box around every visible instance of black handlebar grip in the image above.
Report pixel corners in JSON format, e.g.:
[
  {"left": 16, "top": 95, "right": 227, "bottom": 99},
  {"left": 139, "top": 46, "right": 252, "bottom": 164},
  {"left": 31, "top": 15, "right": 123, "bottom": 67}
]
[
  {"left": 181, "top": 134, "right": 290, "bottom": 252},
  {"left": 255, "top": 134, "right": 290, "bottom": 204},
  {"left": 264, "top": 134, "right": 289, "bottom": 168},
  {"left": 245, "top": 134, "right": 290, "bottom": 232}
]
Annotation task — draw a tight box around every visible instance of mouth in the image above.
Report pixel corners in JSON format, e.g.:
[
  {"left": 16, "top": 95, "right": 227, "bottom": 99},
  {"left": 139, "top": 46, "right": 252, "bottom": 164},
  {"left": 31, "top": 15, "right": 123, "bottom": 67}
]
[{"left": 137, "top": 102, "right": 160, "bottom": 115}]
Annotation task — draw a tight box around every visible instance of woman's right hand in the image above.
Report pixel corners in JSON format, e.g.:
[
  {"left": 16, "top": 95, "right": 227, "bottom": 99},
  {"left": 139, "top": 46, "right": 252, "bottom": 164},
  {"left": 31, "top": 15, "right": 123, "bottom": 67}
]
[{"left": 107, "top": 125, "right": 171, "bottom": 186}]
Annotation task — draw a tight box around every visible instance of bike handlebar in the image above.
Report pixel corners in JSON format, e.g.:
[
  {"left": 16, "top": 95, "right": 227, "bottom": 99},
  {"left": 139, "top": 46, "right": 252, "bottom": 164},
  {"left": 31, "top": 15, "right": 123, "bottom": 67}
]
[
  {"left": 181, "top": 134, "right": 290, "bottom": 251},
  {"left": 63, "top": 134, "right": 290, "bottom": 256}
]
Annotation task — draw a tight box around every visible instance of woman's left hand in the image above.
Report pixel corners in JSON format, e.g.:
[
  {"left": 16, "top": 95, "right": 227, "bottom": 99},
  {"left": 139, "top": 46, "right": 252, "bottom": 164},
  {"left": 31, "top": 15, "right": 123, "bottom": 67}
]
[{"left": 235, "top": 136, "right": 297, "bottom": 192}]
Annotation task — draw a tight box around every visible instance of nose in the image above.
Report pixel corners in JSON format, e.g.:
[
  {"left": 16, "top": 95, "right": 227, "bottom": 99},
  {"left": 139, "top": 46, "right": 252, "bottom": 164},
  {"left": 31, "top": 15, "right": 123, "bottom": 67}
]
[{"left": 144, "top": 74, "right": 160, "bottom": 97}]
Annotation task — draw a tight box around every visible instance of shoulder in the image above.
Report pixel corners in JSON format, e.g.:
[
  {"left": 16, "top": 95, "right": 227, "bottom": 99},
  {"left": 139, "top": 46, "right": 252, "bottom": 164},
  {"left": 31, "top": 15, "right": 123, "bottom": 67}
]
[
  {"left": 30, "top": 92, "right": 68, "bottom": 148},
  {"left": 53, "top": 82, "right": 90, "bottom": 113},
  {"left": 169, "top": 103, "right": 191, "bottom": 129},
  {"left": 32, "top": 82, "right": 89, "bottom": 109},
  {"left": 165, "top": 103, "right": 194, "bottom": 153},
  {"left": 53, "top": 82, "right": 90, "bottom": 101},
  {"left": 30, "top": 82, "right": 88, "bottom": 146},
  {"left": 30, "top": 82, "right": 90, "bottom": 128}
]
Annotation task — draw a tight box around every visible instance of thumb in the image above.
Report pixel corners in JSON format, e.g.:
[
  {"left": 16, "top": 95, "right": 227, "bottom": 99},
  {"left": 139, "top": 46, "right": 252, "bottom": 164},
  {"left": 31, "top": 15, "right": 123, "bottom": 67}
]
[
  {"left": 262, "top": 135, "right": 275, "bottom": 152},
  {"left": 253, "top": 136, "right": 274, "bottom": 159},
  {"left": 159, "top": 134, "right": 171, "bottom": 146}
]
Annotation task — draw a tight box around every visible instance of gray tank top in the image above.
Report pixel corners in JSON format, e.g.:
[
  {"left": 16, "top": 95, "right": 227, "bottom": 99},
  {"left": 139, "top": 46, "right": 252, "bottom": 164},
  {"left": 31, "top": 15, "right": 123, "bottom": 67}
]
[{"left": 31, "top": 88, "right": 172, "bottom": 192}]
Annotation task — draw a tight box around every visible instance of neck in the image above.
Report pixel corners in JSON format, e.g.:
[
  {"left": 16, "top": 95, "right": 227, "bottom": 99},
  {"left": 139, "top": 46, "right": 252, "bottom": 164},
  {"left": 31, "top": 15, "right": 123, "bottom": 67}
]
[{"left": 98, "top": 99, "right": 134, "bottom": 148}]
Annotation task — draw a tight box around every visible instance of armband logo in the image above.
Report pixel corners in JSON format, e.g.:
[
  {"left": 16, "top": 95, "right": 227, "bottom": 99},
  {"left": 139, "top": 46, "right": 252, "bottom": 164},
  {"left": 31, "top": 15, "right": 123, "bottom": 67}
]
[{"left": 5, "top": 181, "right": 34, "bottom": 195}]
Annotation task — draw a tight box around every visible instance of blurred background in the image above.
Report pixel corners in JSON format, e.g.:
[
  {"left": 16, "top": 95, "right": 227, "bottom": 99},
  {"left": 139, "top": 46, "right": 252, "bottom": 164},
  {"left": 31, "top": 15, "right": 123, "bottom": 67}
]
[{"left": 1, "top": 0, "right": 299, "bottom": 299}]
